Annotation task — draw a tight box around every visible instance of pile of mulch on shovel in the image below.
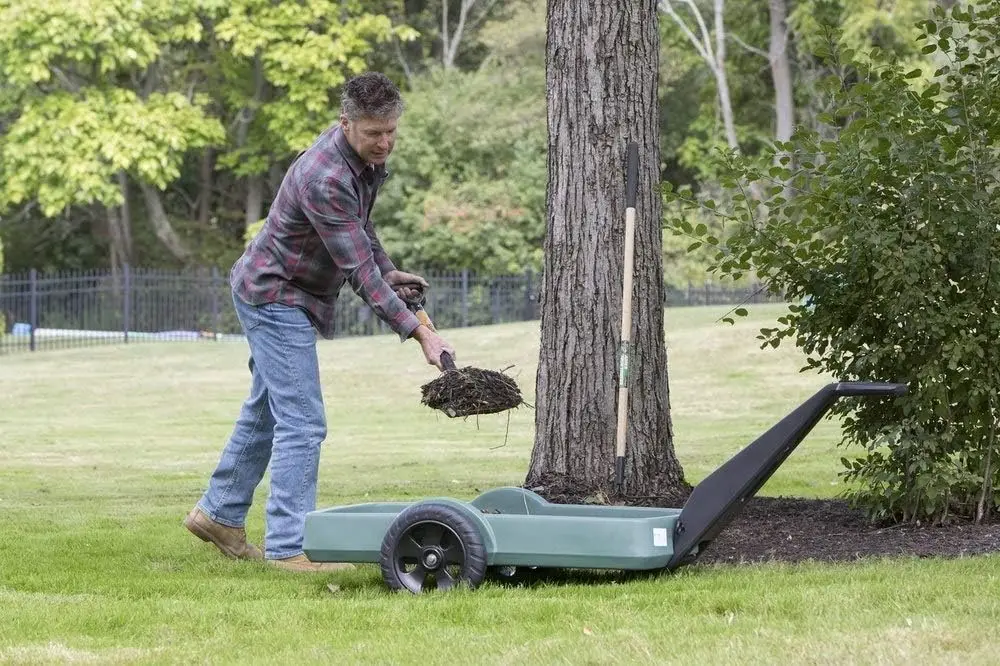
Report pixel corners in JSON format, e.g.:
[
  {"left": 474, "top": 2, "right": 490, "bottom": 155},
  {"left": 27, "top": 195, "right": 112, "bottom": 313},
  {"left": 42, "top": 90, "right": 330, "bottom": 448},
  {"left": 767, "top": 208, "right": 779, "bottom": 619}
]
[
  {"left": 420, "top": 365, "right": 525, "bottom": 418},
  {"left": 525, "top": 475, "right": 1000, "bottom": 565}
]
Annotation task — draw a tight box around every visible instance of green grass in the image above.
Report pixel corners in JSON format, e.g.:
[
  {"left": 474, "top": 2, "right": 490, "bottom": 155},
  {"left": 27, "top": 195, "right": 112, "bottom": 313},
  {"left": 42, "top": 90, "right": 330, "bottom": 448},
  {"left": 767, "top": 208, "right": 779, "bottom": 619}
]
[{"left": 2, "top": 303, "right": 999, "bottom": 665}]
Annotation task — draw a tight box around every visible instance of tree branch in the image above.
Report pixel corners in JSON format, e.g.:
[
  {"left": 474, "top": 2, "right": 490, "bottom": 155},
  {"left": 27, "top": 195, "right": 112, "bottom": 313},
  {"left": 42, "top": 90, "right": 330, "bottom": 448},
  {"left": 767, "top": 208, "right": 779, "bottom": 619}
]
[
  {"left": 680, "top": 0, "right": 716, "bottom": 62},
  {"left": 444, "top": 0, "right": 475, "bottom": 69},
  {"left": 393, "top": 36, "right": 414, "bottom": 89},
  {"left": 728, "top": 31, "right": 768, "bottom": 59},
  {"left": 658, "top": 0, "right": 713, "bottom": 66},
  {"left": 467, "top": 0, "right": 500, "bottom": 33},
  {"left": 441, "top": 0, "right": 450, "bottom": 68}
]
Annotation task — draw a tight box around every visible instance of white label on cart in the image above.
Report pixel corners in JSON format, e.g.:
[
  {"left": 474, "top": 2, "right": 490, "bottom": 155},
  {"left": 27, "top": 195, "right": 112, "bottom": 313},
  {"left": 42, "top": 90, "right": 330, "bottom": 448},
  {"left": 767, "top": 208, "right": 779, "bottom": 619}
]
[{"left": 652, "top": 528, "right": 668, "bottom": 547}]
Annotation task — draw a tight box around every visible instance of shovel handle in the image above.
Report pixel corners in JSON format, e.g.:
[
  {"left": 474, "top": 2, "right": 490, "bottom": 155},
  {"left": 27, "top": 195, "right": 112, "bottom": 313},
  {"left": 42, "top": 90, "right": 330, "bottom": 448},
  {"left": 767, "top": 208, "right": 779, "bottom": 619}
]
[
  {"left": 440, "top": 351, "right": 457, "bottom": 371},
  {"left": 413, "top": 308, "right": 437, "bottom": 332}
]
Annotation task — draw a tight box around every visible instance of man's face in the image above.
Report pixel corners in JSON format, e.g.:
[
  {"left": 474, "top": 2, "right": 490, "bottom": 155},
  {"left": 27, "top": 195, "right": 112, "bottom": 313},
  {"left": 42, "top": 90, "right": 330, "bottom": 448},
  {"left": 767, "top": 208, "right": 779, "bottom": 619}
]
[{"left": 341, "top": 113, "right": 398, "bottom": 166}]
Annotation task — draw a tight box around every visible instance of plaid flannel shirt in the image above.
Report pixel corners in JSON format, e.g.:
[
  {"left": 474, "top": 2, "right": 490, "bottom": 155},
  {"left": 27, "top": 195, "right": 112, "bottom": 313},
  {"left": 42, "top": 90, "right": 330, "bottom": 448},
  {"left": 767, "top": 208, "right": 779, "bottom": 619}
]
[{"left": 231, "top": 124, "right": 420, "bottom": 341}]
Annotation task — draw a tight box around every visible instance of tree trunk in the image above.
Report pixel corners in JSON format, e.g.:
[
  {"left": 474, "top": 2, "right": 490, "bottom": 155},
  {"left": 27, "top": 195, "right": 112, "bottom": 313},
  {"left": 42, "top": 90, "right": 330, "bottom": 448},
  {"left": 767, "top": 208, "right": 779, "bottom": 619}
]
[
  {"left": 658, "top": 0, "right": 740, "bottom": 151},
  {"left": 526, "top": 0, "right": 686, "bottom": 500},
  {"left": 712, "top": 0, "right": 739, "bottom": 151},
  {"left": 106, "top": 172, "right": 134, "bottom": 272},
  {"left": 237, "top": 51, "right": 268, "bottom": 234},
  {"left": 245, "top": 175, "right": 264, "bottom": 230},
  {"left": 198, "top": 148, "right": 214, "bottom": 227},
  {"left": 139, "top": 183, "right": 191, "bottom": 262},
  {"left": 769, "top": 0, "right": 794, "bottom": 146}
]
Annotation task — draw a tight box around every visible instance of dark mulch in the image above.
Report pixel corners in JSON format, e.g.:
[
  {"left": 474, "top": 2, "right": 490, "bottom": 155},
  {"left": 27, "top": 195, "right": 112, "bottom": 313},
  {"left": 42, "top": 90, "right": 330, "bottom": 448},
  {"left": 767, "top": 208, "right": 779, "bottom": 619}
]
[
  {"left": 420, "top": 366, "right": 524, "bottom": 418},
  {"left": 693, "top": 496, "right": 1000, "bottom": 565},
  {"left": 525, "top": 476, "right": 1000, "bottom": 566}
]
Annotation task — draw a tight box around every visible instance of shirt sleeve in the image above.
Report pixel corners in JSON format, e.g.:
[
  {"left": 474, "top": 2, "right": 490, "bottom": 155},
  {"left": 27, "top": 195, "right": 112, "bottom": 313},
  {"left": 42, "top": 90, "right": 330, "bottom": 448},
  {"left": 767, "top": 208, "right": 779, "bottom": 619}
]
[
  {"left": 365, "top": 219, "right": 397, "bottom": 276},
  {"left": 300, "top": 176, "right": 420, "bottom": 342}
]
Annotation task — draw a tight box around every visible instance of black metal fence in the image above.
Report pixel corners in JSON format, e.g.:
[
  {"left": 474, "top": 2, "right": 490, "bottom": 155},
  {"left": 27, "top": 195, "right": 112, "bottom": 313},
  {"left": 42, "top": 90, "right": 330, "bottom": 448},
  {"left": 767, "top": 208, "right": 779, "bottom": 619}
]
[{"left": 0, "top": 265, "right": 777, "bottom": 355}]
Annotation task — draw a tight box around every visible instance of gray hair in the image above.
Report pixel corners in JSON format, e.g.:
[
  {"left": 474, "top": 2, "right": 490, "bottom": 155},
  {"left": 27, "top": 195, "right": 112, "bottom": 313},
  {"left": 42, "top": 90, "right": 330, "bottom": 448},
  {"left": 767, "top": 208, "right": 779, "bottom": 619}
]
[{"left": 340, "top": 72, "right": 404, "bottom": 120}]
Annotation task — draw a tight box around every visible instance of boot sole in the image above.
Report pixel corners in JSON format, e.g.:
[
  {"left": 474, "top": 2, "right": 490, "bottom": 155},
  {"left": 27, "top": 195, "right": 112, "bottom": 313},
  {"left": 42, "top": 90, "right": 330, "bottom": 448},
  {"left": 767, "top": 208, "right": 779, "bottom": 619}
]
[{"left": 268, "top": 560, "right": 356, "bottom": 573}]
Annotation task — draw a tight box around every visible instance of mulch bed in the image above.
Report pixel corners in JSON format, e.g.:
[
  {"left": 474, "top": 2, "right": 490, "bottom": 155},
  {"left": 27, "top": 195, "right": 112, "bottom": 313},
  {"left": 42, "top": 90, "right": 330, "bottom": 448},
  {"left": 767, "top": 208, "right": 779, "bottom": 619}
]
[
  {"left": 689, "top": 496, "right": 1000, "bottom": 565},
  {"left": 526, "top": 478, "right": 1000, "bottom": 566}
]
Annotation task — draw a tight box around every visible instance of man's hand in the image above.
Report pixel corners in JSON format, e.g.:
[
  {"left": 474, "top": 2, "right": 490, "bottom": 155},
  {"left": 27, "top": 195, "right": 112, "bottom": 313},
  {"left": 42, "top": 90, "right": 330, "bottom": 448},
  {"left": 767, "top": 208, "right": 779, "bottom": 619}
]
[
  {"left": 411, "top": 324, "right": 456, "bottom": 371},
  {"left": 384, "top": 269, "right": 429, "bottom": 303}
]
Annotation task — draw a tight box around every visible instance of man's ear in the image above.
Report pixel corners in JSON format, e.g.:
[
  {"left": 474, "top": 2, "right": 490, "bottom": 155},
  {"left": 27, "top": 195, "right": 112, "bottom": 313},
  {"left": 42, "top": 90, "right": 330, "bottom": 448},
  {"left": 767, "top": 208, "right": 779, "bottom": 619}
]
[{"left": 339, "top": 113, "right": 349, "bottom": 130}]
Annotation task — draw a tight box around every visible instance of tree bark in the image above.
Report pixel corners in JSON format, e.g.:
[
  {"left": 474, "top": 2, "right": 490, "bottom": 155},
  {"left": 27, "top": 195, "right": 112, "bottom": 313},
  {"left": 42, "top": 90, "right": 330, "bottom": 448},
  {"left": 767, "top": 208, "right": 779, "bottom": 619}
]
[
  {"left": 526, "top": 0, "right": 686, "bottom": 500},
  {"left": 245, "top": 175, "right": 264, "bottom": 230},
  {"left": 712, "top": 0, "right": 739, "bottom": 151},
  {"left": 139, "top": 183, "right": 191, "bottom": 261},
  {"left": 106, "top": 172, "right": 134, "bottom": 272},
  {"left": 659, "top": 0, "right": 739, "bottom": 151},
  {"left": 198, "top": 148, "right": 214, "bottom": 227},
  {"left": 769, "top": 0, "right": 794, "bottom": 147},
  {"left": 237, "top": 51, "right": 268, "bottom": 233}
]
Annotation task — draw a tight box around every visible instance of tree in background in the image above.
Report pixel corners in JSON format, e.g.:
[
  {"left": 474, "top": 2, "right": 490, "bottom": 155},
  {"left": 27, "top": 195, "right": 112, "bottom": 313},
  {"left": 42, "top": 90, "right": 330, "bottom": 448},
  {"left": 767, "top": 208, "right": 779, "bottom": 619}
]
[
  {"left": 0, "top": 1, "right": 225, "bottom": 272},
  {"left": 375, "top": 1, "right": 547, "bottom": 276},
  {"left": 0, "top": 0, "right": 415, "bottom": 273},
  {"left": 527, "top": 0, "right": 686, "bottom": 499},
  {"left": 668, "top": 0, "right": 1000, "bottom": 524},
  {"left": 213, "top": 0, "right": 413, "bottom": 234}
]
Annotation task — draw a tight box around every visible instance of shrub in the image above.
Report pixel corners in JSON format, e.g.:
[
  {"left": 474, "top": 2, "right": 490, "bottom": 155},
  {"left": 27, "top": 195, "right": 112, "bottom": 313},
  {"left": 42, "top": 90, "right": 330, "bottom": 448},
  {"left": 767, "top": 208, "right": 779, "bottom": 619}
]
[{"left": 666, "top": 1, "right": 1000, "bottom": 524}]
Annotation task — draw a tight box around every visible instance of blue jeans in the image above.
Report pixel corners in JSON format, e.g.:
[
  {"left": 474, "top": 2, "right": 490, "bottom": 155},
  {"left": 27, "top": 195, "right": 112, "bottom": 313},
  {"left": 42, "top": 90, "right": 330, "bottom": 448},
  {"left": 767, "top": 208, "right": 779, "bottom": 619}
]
[{"left": 197, "top": 293, "right": 327, "bottom": 560}]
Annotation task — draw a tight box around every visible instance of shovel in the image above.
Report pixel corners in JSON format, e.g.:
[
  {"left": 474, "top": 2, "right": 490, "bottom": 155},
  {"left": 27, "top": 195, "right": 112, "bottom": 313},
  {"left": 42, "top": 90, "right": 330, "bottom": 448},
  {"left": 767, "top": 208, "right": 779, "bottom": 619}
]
[{"left": 394, "top": 280, "right": 521, "bottom": 417}]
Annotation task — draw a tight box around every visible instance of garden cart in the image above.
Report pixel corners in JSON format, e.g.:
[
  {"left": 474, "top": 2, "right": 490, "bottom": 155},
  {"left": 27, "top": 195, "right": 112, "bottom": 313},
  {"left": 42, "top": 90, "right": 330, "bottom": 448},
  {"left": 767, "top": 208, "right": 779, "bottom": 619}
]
[{"left": 302, "top": 381, "right": 907, "bottom": 593}]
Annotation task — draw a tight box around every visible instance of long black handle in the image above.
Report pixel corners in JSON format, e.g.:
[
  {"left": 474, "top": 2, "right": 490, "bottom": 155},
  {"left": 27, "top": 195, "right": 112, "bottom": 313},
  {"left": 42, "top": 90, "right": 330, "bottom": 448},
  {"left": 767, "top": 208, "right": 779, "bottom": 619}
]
[
  {"left": 833, "top": 381, "right": 908, "bottom": 396},
  {"left": 667, "top": 381, "right": 907, "bottom": 570},
  {"left": 625, "top": 142, "right": 639, "bottom": 209}
]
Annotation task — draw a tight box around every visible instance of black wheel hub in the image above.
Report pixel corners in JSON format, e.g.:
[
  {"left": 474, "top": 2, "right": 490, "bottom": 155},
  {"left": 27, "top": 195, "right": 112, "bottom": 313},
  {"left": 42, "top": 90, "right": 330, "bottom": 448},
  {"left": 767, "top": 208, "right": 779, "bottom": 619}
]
[
  {"left": 420, "top": 546, "right": 445, "bottom": 571},
  {"left": 391, "top": 520, "right": 466, "bottom": 593}
]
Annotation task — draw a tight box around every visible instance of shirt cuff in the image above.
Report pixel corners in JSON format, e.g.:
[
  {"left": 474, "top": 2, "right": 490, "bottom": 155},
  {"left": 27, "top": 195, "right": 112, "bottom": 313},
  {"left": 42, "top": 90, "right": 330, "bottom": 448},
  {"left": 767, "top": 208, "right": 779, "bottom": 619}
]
[{"left": 396, "top": 311, "right": 421, "bottom": 343}]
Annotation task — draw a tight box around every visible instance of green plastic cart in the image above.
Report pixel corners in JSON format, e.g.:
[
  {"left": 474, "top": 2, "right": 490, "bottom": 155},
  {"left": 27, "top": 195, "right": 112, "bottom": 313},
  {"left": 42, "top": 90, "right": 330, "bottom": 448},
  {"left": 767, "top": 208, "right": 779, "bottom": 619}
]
[{"left": 303, "top": 381, "right": 906, "bottom": 593}]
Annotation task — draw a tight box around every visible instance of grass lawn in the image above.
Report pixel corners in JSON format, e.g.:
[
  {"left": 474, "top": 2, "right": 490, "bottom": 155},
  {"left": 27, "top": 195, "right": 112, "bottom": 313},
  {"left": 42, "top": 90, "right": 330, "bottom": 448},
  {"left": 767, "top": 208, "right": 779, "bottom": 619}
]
[{"left": 2, "top": 303, "right": 999, "bottom": 665}]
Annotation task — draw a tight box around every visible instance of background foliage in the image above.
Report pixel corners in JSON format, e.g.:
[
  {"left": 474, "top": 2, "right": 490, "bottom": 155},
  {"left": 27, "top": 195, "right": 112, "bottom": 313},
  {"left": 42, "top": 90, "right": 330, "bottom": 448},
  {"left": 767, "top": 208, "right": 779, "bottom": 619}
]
[
  {"left": 0, "top": 0, "right": 949, "bottom": 284},
  {"left": 666, "top": 0, "right": 1000, "bottom": 523}
]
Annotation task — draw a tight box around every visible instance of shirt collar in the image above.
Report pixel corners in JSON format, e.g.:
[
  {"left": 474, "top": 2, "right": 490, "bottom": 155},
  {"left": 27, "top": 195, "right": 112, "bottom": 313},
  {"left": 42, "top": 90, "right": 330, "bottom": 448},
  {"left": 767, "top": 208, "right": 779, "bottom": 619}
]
[{"left": 332, "top": 124, "right": 389, "bottom": 185}]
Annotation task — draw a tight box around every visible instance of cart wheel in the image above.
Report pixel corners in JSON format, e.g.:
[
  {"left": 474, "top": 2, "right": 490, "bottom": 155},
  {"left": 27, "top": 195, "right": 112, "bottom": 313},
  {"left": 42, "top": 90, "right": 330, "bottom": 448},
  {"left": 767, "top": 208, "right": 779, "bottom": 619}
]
[{"left": 380, "top": 503, "right": 487, "bottom": 594}]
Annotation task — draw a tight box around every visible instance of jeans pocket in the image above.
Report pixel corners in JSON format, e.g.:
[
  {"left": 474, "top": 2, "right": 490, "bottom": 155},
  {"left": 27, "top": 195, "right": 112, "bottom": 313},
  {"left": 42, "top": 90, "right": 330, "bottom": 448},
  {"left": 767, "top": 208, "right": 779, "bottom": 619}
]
[
  {"left": 233, "top": 295, "right": 262, "bottom": 332},
  {"left": 259, "top": 302, "right": 314, "bottom": 330}
]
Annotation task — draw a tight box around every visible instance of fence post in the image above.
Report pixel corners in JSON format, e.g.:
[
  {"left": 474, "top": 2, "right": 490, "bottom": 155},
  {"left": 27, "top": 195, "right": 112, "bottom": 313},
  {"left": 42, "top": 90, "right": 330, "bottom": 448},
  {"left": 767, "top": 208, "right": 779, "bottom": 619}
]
[
  {"left": 523, "top": 270, "right": 533, "bottom": 321},
  {"left": 490, "top": 279, "right": 499, "bottom": 324},
  {"left": 29, "top": 268, "right": 37, "bottom": 352},
  {"left": 461, "top": 268, "right": 469, "bottom": 327},
  {"left": 210, "top": 266, "right": 220, "bottom": 335},
  {"left": 123, "top": 263, "right": 132, "bottom": 343}
]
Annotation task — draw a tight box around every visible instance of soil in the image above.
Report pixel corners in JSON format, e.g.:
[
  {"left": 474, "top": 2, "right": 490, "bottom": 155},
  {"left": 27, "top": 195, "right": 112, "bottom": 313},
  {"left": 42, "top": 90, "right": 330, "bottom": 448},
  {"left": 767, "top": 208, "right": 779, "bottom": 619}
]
[
  {"left": 420, "top": 366, "right": 524, "bottom": 418},
  {"left": 526, "top": 478, "right": 1000, "bottom": 566}
]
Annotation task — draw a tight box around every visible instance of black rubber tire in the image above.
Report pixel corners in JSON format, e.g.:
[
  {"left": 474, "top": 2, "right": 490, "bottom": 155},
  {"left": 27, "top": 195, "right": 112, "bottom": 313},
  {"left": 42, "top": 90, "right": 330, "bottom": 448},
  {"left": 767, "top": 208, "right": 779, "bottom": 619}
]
[{"left": 380, "top": 503, "right": 488, "bottom": 593}]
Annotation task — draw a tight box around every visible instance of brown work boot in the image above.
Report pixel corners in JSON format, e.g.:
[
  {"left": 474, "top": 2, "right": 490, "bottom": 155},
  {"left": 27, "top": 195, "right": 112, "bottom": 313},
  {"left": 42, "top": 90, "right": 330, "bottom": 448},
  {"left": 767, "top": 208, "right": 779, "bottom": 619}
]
[
  {"left": 183, "top": 507, "right": 263, "bottom": 560},
  {"left": 267, "top": 554, "right": 355, "bottom": 573}
]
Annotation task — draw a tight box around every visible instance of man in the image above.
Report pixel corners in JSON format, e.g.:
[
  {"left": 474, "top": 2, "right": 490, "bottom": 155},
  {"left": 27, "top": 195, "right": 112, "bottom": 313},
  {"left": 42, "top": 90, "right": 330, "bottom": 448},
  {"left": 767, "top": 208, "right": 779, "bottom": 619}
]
[{"left": 184, "top": 72, "right": 456, "bottom": 572}]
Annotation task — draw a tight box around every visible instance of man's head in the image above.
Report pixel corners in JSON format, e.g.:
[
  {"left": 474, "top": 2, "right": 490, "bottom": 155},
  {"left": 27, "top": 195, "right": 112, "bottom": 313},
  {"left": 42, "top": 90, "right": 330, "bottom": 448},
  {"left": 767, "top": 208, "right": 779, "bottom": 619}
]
[{"left": 340, "top": 72, "right": 404, "bottom": 166}]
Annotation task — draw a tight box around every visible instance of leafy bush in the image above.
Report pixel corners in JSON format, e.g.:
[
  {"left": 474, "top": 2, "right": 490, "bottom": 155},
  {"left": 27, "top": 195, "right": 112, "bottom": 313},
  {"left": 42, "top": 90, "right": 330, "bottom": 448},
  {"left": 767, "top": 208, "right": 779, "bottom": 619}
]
[
  {"left": 666, "top": 1, "right": 1000, "bottom": 524},
  {"left": 375, "top": 64, "right": 547, "bottom": 277}
]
